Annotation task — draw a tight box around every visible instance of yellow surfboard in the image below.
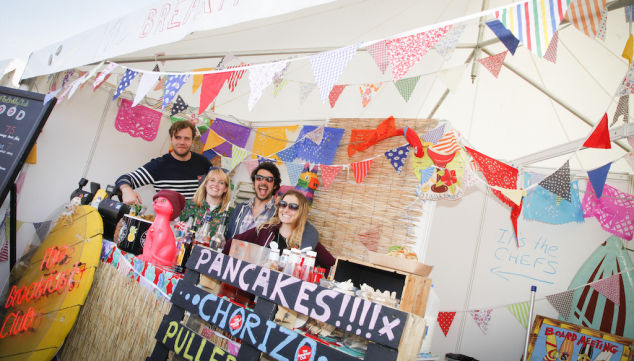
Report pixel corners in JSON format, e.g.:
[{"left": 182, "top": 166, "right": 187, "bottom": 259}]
[{"left": 0, "top": 205, "right": 103, "bottom": 361}]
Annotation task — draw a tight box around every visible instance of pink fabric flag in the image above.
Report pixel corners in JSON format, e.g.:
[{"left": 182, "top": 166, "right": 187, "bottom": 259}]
[
  {"left": 359, "top": 83, "right": 381, "bottom": 107},
  {"left": 582, "top": 182, "right": 634, "bottom": 240},
  {"left": 386, "top": 25, "right": 452, "bottom": 81},
  {"left": 351, "top": 159, "right": 373, "bottom": 184},
  {"left": 543, "top": 31, "right": 559, "bottom": 64},
  {"left": 470, "top": 309, "right": 493, "bottom": 334},
  {"left": 115, "top": 99, "right": 162, "bottom": 141},
  {"left": 437, "top": 312, "right": 457, "bottom": 337},
  {"left": 320, "top": 165, "right": 342, "bottom": 190},
  {"left": 328, "top": 85, "right": 347, "bottom": 108},
  {"left": 199, "top": 72, "right": 230, "bottom": 114},
  {"left": 590, "top": 274, "right": 621, "bottom": 305},
  {"left": 478, "top": 51, "right": 508, "bottom": 78},
  {"left": 227, "top": 64, "right": 248, "bottom": 92},
  {"left": 367, "top": 40, "right": 389, "bottom": 74}
]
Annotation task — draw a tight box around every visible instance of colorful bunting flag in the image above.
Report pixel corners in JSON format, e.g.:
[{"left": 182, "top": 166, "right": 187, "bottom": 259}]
[
  {"left": 230, "top": 145, "right": 249, "bottom": 171},
  {"left": 112, "top": 69, "right": 138, "bottom": 100},
  {"left": 320, "top": 165, "right": 342, "bottom": 190},
  {"left": 310, "top": 44, "right": 359, "bottom": 103},
  {"left": 171, "top": 95, "right": 188, "bottom": 116},
  {"left": 273, "top": 79, "right": 289, "bottom": 97},
  {"left": 582, "top": 182, "right": 634, "bottom": 240},
  {"left": 295, "top": 126, "right": 344, "bottom": 165},
  {"left": 115, "top": 99, "right": 162, "bottom": 141},
  {"left": 258, "top": 156, "right": 276, "bottom": 165},
  {"left": 367, "top": 40, "right": 389, "bottom": 74},
  {"left": 588, "top": 162, "right": 611, "bottom": 198},
  {"left": 434, "top": 23, "right": 466, "bottom": 61},
  {"left": 386, "top": 26, "right": 452, "bottom": 81},
  {"left": 152, "top": 64, "right": 165, "bottom": 91},
  {"left": 209, "top": 117, "right": 251, "bottom": 157},
  {"left": 539, "top": 160, "right": 571, "bottom": 201},
  {"left": 252, "top": 126, "right": 297, "bottom": 160},
  {"left": 227, "top": 65, "right": 248, "bottom": 92},
  {"left": 385, "top": 145, "right": 410, "bottom": 174},
  {"left": 567, "top": 0, "right": 606, "bottom": 39},
  {"left": 613, "top": 95, "right": 629, "bottom": 124},
  {"left": 546, "top": 290, "right": 574, "bottom": 319},
  {"left": 485, "top": 20, "right": 520, "bottom": 54},
  {"left": 200, "top": 128, "right": 210, "bottom": 145},
  {"left": 360, "top": 83, "right": 381, "bottom": 107},
  {"left": 437, "top": 312, "right": 456, "bottom": 337},
  {"left": 286, "top": 163, "right": 304, "bottom": 186},
  {"left": 394, "top": 76, "right": 420, "bottom": 102},
  {"left": 498, "top": 188, "right": 525, "bottom": 206},
  {"left": 151, "top": 96, "right": 173, "bottom": 113},
  {"left": 299, "top": 82, "right": 315, "bottom": 104},
  {"left": 44, "top": 89, "right": 61, "bottom": 104},
  {"left": 507, "top": 302, "right": 530, "bottom": 328},
  {"left": 249, "top": 61, "right": 289, "bottom": 111},
  {"left": 328, "top": 85, "right": 346, "bottom": 108},
  {"left": 523, "top": 174, "right": 584, "bottom": 224},
  {"left": 163, "top": 74, "right": 190, "bottom": 110},
  {"left": 478, "top": 51, "right": 507, "bottom": 78},
  {"left": 437, "top": 64, "right": 467, "bottom": 93},
  {"left": 422, "top": 124, "right": 446, "bottom": 145},
  {"left": 203, "top": 129, "right": 226, "bottom": 154},
  {"left": 616, "top": 63, "right": 634, "bottom": 96},
  {"left": 583, "top": 113, "right": 611, "bottom": 149},
  {"left": 590, "top": 274, "right": 621, "bottom": 305},
  {"left": 34, "top": 220, "right": 52, "bottom": 242},
  {"left": 86, "top": 61, "right": 104, "bottom": 83},
  {"left": 305, "top": 126, "right": 325, "bottom": 145},
  {"left": 220, "top": 156, "right": 232, "bottom": 171},
  {"left": 543, "top": 31, "right": 559, "bottom": 63},
  {"left": 199, "top": 72, "right": 230, "bottom": 114},
  {"left": 470, "top": 309, "right": 492, "bottom": 334},
  {"left": 351, "top": 160, "right": 373, "bottom": 184},
  {"left": 277, "top": 145, "right": 297, "bottom": 163},
  {"left": 132, "top": 71, "right": 160, "bottom": 107},
  {"left": 94, "top": 63, "right": 117, "bottom": 89},
  {"left": 192, "top": 67, "right": 214, "bottom": 93},
  {"left": 597, "top": 7, "right": 608, "bottom": 41},
  {"left": 432, "top": 129, "right": 461, "bottom": 154}
]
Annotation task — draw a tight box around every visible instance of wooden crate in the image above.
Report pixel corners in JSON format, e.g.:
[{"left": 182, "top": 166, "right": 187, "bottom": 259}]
[{"left": 332, "top": 257, "right": 432, "bottom": 318}]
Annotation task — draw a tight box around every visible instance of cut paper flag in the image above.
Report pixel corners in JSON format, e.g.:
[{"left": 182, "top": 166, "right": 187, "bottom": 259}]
[
  {"left": 320, "top": 165, "right": 342, "bottom": 190},
  {"left": 277, "top": 145, "right": 297, "bottom": 163},
  {"left": 192, "top": 68, "right": 214, "bottom": 94},
  {"left": 421, "top": 124, "right": 446, "bottom": 145},
  {"left": 230, "top": 145, "right": 249, "bottom": 171},
  {"left": 507, "top": 302, "right": 530, "bottom": 328},
  {"left": 360, "top": 83, "right": 381, "bottom": 107},
  {"left": 249, "top": 61, "right": 288, "bottom": 110},
  {"left": 203, "top": 130, "right": 226, "bottom": 155},
  {"left": 470, "top": 309, "right": 492, "bottom": 334},
  {"left": 348, "top": 116, "right": 402, "bottom": 156},
  {"left": 613, "top": 95, "right": 629, "bottom": 125},
  {"left": 583, "top": 113, "right": 611, "bottom": 149},
  {"left": 328, "top": 85, "right": 346, "bottom": 108},
  {"left": 523, "top": 174, "right": 584, "bottom": 224},
  {"left": 310, "top": 44, "right": 359, "bottom": 103},
  {"left": 244, "top": 159, "right": 259, "bottom": 174},
  {"left": 543, "top": 31, "right": 559, "bottom": 63},
  {"left": 582, "top": 182, "right": 634, "bottom": 240},
  {"left": 94, "top": 62, "right": 117, "bottom": 89},
  {"left": 437, "top": 64, "right": 467, "bottom": 93},
  {"left": 498, "top": 187, "right": 525, "bottom": 206},
  {"left": 299, "top": 82, "right": 315, "bottom": 104},
  {"left": 485, "top": 20, "right": 520, "bottom": 54},
  {"left": 251, "top": 125, "right": 298, "bottom": 161},
  {"left": 478, "top": 51, "right": 507, "bottom": 78},
  {"left": 170, "top": 95, "right": 188, "bottom": 116},
  {"left": 112, "top": 69, "right": 138, "bottom": 100},
  {"left": 163, "top": 74, "right": 190, "bottom": 110},
  {"left": 587, "top": 162, "right": 611, "bottom": 198},
  {"left": 295, "top": 126, "right": 344, "bottom": 165},
  {"left": 115, "top": 99, "right": 162, "bottom": 141},
  {"left": 394, "top": 76, "right": 420, "bottom": 102},
  {"left": 132, "top": 71, "right": 160, "bottom": 107},
  {"left": 495, "top": 0, "right": 571, "bottom": 57},
  {"left": 546, "top": 290, "right": 574, "bottom": 319},
  {"left": 616, "top": 63, "right": 634, "bottom": 96},
  {"left": 386, "top": 26, "right": 452, "bottom": 81},
  {"left": 209, "top": 118, "right": 251, "bottom": 157},
  {"left": 590, "top": 274, "right": 621, "bottom": 305},
  {"left": 305, "top": 125, "right": 325, "bottom": 145},
  {"left": 366, "top": 40, "right": 389, "bottom": 74},
  {"left": 385, "top": 145, "right": 411, "bottom": 174},
  {"left": 437, "top": 312, "right": 456, "bottom": 337},
  {"left": 199, "top": 72, "right": 230, "bottom": 114},
  {"left": 538, "top": 160, "right": 571, "bottom": 201},
  {"left": 200, "top": 128, "right": 210, "bottom": 145},
  {"left": 434, "top": 23, "right": 467, "bottom": 61},
  {"left": 286, "top": 162, "right": 304, "bottom": 186},
  {"left": 351, "top": 159, "right": 373, "bottom": 184},
  {"left": 567, "top": 0, "right": 606, "bottom": 39}
]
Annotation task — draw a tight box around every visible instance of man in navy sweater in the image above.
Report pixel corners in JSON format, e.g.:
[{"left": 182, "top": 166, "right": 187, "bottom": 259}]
[{"left": 115, "top": 120, "right": 211, "bottom": 204}]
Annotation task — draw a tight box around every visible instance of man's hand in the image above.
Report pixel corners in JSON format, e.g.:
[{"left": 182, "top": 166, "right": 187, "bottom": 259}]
[{"left": 120, "top": 184, "right": 142, "bottom": 205}]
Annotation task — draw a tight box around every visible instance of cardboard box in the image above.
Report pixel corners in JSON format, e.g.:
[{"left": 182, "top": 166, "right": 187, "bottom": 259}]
[{"left": 367, "top": 251, "right": 433, "bottom": 277}]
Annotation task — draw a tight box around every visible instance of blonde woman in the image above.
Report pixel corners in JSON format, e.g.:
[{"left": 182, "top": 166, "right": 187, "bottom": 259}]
[
  {"left": 179, "top": 167, "right": 233, "bottom": 242},
  {"left": 224, "top": 189, "right": 335, "bottom": 273}
]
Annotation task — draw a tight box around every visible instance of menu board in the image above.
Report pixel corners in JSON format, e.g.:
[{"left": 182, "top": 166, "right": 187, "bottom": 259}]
[{"left": 0, "top": 86, "right": 55, "bottom": 205}]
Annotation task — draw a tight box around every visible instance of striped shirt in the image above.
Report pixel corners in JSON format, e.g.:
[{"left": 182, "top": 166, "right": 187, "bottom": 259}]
[{"left": 115, "top": 152, "right": 210, "bottom": 199}]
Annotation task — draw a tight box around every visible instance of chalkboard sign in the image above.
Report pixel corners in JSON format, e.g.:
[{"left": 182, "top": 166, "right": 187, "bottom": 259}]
[{"left": 0, "top": 86, "right": 55, "bottom": 205}]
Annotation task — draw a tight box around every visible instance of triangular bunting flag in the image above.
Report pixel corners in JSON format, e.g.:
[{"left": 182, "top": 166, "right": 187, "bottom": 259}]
[
  {"left": 171, "top": 95, "right": 188, "bottom": 116},
  {"left": 93, "top": 62, "right": 117, "bottom": 89},
  {"left": 385, "top": 145, "right": 410, "bottom": 174},
  {"left": 273, "top": 79, "right": 289, "bottom": 97},
  {"left": 132, "top": 71, "right": 160, "bottom": 107},
  {"left": 613, "top": 95, "right": 629, "bottom": 124},
  {"left": 437, "top": 312, "right": 456, "bottom": 337},
  {"left": 437, "top": 64, "right": 467, "bottom": 93},
  {"left": 597, "top": 7, "right": 608, "bottom": 41},
  {"left": 299, "top": 82, "right": 315, "bottom": 104},
  {"left": 434, "top": 23, "right": 467, "bottom": 61},
  {"left": 34, "top": 220, "right": 52, "bottom": 241},
  {"left": 163, "top": 74, "right": 189, "bottom": 110},
  {"left": 152, "top": 96, "right": 173, "bottom": 113},
  {"left": 583, "top": 113, "right": 611, "bottom": 149},
  {"left": 590, "top": 274, "right": 621, "bottom": 305},
  {"left": 277, "top": 145, "right": 297, "bottom": 163},
  {"left": 200, "top": 129, "right": 210, "bottom": 145},
  {"left": 328, "top": 85, "right": 346, "bottom": 108},
  {"left": 112, "top": 69, "right": 138, "bottom": 100},
  {"left": 485, "top": 20, "right": 520, "bottom": 54},
  {"left": 360, "top": 83, "right": 381, "bottom": 107},
  {"left": 66, "top": 76, "right": 85, "bottom": 99},
  {"left": 44, "top": 89, "right": 61, "bottom": 104},
  {"left": 543, "top": 31, "right": 559, "bottom": 64},
  {"left": 546, "top": 290, "right": 574, "bottom": 319},
  {"left": 286, "top": 163, "right": 304, "bottom": 185},
  {"left": 306, "top": 126, "right": 325, "bottom": 145},
  {"left": 192, "top": 68, "right": 214, "bottom": 93},
  {"left": 351, "top": 160, "right": 373, "bottom": 184},
  {"left": 470, "top": 309, "right": 492, "bottom": 334},
  {"left": 199, "top": 72, "right": 230, "bottom": 114},
  {"left": 587, "top": 162, "right": 611, "bottom": 198},
  {"left": 203, "top": 129, "right": 225, "bottom": 152},
  {"left": 421, "top": 124, "right": 446, "bottom": 145},
  {"left": 244, "top": 159, "right": 259, "bottom": 174},
  {"left": 567, "top": 0, "right": 606, "bottom": 39},
  {"left": 539, "top": 160, "right": 571, "bottom": 201},
  {"left": 367, "top": 41, "right": 389, "bottom": 74},
  {"left": 394, "top": 76, "right": 420, "bottom": 102},
  {"left": 152, "top": 64, "right": 164, "bottom": 91},
  {"left": 221, "top": 156, "right": 232, "bottom": 171},
  {"left": 310, "top": 44, "right": 359, "bottom": 103},
  {"left": 498, "top": 188, "right": 525, "bottom": 206},
  {"left": 507, "top": 302, "right": 530, "bottom": 328},
  {"left": 623, "top": 34, "right": 634, "bottom": 64},
  {"left": 86, "top": 61, "right": 105, "bottom": 82},
  {"left": 478, "top": 51, "right": 507, "bottom": 78},
  {"left": 227, "top": 66, "right": 248, "bottom": 92},
  {"left": 248, "top": 61, "right": 288, "bottom": 111},
  {"left": 320, "top": 165, "right": 342, "bottom": 190},
  {"left": 616, "top": 63, "right": 634, "bottom": 96},
  {"left": 387, "top": 26, "right": 452, "bottom": 81},
  {"left": 230, "top": 145, "right": 249, "bottom": 171}
]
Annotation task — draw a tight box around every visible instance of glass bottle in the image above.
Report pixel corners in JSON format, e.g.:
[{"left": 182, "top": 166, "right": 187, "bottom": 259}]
[
  {"left": 285, "top": 248, "right": 300, "bottom": 276},
  {"left": 175, "top": 230, "right": 195, "bottom": 273},
  {"left": 195, "top": 214, "right": 212, "bottom": 247},
  {"left": 278, "top": 249, "right": 290, "bottom": 273},
  {"left": 209, "top": 212, "right": 228, "bottom": 252},
  {"left": 301, "top": 250, "right": 316, "bottom": 282}
]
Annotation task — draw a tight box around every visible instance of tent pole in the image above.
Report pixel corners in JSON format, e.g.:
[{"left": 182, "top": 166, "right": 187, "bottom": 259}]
[{"left": 470, "top": 0, "right": 490, "bottom": 84}]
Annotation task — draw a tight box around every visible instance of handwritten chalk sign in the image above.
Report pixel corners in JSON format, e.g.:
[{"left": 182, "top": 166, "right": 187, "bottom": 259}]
[
  {"left": 186, "top": 247, "right": 408, "bottom": 349},
  {"left": 155, "top": 317, "right": 237, "bottom": 361},
  {"left": 0, "top": 87, "right": 55, "bottom": 204}
]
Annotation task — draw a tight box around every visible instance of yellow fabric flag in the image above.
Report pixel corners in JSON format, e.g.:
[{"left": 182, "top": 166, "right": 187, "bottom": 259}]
[
  {"left": 623, "top": 34, "right": 633, "bottom": 64},
  {"left": 203, "top": 129, "right": 225, "bottom": 151},
  {"left": 192, "top": 68, "right": 215, "bottom": 94},
  {"left": 26, "top": 144, "right": 37, "bottom": 164},
  {"left": 251, "top": 126, "right": 299, "bottom": 160},
  {"left": 498, "top": 187, "right": 526, "bottom": 206}
]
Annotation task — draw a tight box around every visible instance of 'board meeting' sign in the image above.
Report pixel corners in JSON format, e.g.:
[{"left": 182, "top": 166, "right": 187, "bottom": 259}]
[{"left": 186, "top": 247, "right": 408, "bottom": 349}]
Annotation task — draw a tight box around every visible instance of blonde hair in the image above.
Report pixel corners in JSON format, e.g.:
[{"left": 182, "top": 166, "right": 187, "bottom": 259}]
[
  {"left": 192, "top": 168, "right": 231, "bottom": 211},
  {"left": 258, "top": 189, "right": 308, "bottom": 249}
]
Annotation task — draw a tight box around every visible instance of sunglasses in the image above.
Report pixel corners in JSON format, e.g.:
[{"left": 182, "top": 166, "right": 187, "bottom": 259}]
[
  {"left": 255, "top": 174, "right": 274, "bottom": 183},
  {"left": 278, "top": 200, "right": 299, "bottom": 210}
]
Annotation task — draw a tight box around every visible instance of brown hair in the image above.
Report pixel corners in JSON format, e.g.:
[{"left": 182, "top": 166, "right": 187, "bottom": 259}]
[
  {"left": 169, "top": 120, "right": 196, "bottom": 139},
  {"left": 258, "top": 189, "right": 308, "bottom": 249},
  {"left": 192, "top": 168, "right": 232, "bottom": 211}
]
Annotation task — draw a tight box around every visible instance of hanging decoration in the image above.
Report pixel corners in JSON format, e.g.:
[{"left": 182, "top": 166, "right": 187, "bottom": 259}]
[
  {"left": 277, "top": 144, "right": 298, "bottom": 163},
  {"left": 295, "top": 126, "right": 345, "bottom": 165},
  {"left": 251, "top": 126, "right": 298, "bottom": 160},
  {"left": 543, "top": 31, "right": 559, "bottom": 64},
  {"left": 299, "top": 82, "right": 315, "bottom": 104},
  {"left": 470, "top": 309, "right": 493, "bottom": 334},
  {"left": 434, "top": 23, "right": 467, "bottom": 61},
  {"left": 248, "top": 61, "right": 289, "bottom": 110},
  {"left": 230, "top": 145, "right": 249, "bottom": 171},
  {"left": 385, "top": 144, "right": 411, "bottom": 174},
  {"left": 328, "top": 85, "right": 347, "bottom": 108},
  {"left": 485, "top": 20, "right": 520, "bottom": 54},
  {"left": 227, "top": 64, "right": 249, "bottom": 92},
  {"left": 567, "top": 0, "right": 607, "bottom": 39},
  {"left": 386, "top": 25, "right": 452, "bottom": 81},
  {"left": 114, "top": 99, "right": 162, "bottom": 141},
  {"left": 478, "top": 51, "right": 507, "bottom": 78},
  {"left": 437, "top": 312, "right": 457, "bottom": 336},
  {"left": 319, "top": 165, "right": 342, "bottom": 190},
  {"left": 546, "top": 290, "right": 574, "bottom": 319},
  {"left": 162, "top": 74, "right": 190, "bottom": 110},
  {"left": 523, "top": 173, "right": 584, "bottom": 225},
  {"left": 583, "top": 113, "right": 611, "bottom": 149},
  {"left": 613, "top": 95, "right": 629, "bottom": 124},
  {"left": 597, "top": 7, "right": 608, "bottom": 41},
  {"left": 582, "top": 182, "right": 634, "bottom": 240},
  {"left": 538, "top": 160, "right": 572, "bottom": 202},
  {"left": 94, "top": 63, "right": 117, "bottom": 89},
  {"left": 199, "top": 72, "right": 230, "bottom": 114},
  {"left": 348, "top": 116, "right": 403, "bottom": 156},
  {"left": 170, "top": 95, "right": 189, "bottom": 116},
  {"left": 394, "top": 76, "right": 421, "bottom": 102},
  {"left": 310, "top": 44, "right": 359, "bottom": 103},
  {"left": 305, "top": 125, "right": 325, "bottom": 145},
  {"left": 112, "top": 69, "right": 138, "bottom": 100},
  {"left": 616, "top": 63, "right": 634, "bottom": 96},
  {"left": 367, "top": 40, "right": 389, "bottom": 74},
  {"left": 421, "top": 124, "right": 446, "bottom": 145},
  {"left": 589, "top": 274, "right": 621, "bottom": 305},
  {"left": 587, "top": 162, "right": 612, "bottom": 198},
  {"left": 192, "top": 67, "right": 214, "bottom": 94},
  {"left": 286, "top": 162, "right": 304, "bottom": 186},
  {"left": 359, "top": 83, "right": 381, "bottom": 107},
  {"left": 208, "top": 118, "right": 252, "bottom": 158},
  {"left": 351, "top": 159, "right": 373, "bottom": 184},
  {"left": 132, "top": 71, "right": 160, "bottom": 107},
  {"left": 507, "top": 302, "right": 530, "bottom": 328}
]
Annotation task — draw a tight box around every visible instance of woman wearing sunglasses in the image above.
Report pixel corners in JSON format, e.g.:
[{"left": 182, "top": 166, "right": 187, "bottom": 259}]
[{"left": 224, "top": 189, "right": 335, "bottom": 273}]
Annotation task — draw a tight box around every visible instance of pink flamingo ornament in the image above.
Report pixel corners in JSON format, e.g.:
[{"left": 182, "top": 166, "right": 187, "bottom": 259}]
[{"left": 138, "top": 190, "right": 185, "bottom": 267}]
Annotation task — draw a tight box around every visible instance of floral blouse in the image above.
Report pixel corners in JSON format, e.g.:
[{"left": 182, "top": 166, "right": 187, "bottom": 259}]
[{"left": 179, "top": 200, "right": 234, "bottom": 238}]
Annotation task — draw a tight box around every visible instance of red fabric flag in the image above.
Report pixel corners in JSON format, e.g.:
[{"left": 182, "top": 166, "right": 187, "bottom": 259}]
[
  {"left": 320, "top": 165, "right": 342, "bottom": 190},
  {"left": 351, "top": 160, "right": 373, "bottom": 184},
  {"left": 465, "top": 147, "right": 518, "bottom": 208},
  {"left": 437, "top": 312, "right": 456, "bottom": 336},
  {"left": 199, "top": 72, "right": 230, "bottom": 114},
  {"left": 583, "top": 113, "right": 611, "bottom": 149},
  {"left": 328, "top": 85, "right": 346, "bottom": 108}
]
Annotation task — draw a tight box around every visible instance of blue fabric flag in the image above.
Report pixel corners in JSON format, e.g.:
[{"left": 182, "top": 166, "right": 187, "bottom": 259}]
[
  {"left": 587, "top": 162, "right": 611, "bottom": 198},
  {"left": 277, "top": 145, "right": 297, "bottom": 163},
  {"left": 422, "top": 124, "right": 445, "bottom": 145},
  {"left": 202, "top": 149, "right": 218, "bottom": 161},
  {"left": 295, "top": 126, "right": 344, "bottom": 165},
  {"left": 523, "top": 173, "right": 584, "bottom": 224},
  {"left": 113, "top": 69, "right": 138, "bottom": 100},
  {"left": 385, "top": 145, "right": 410, "bottom": 174},
  {"left": 286, "top": 163, "right": 304, "bottom": 185},
  {"left": 486, "top": 20, "right": 520, "bottom": 55},
  {"left": 163, "top": 74, "right": 190, "bottom": 110}
]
